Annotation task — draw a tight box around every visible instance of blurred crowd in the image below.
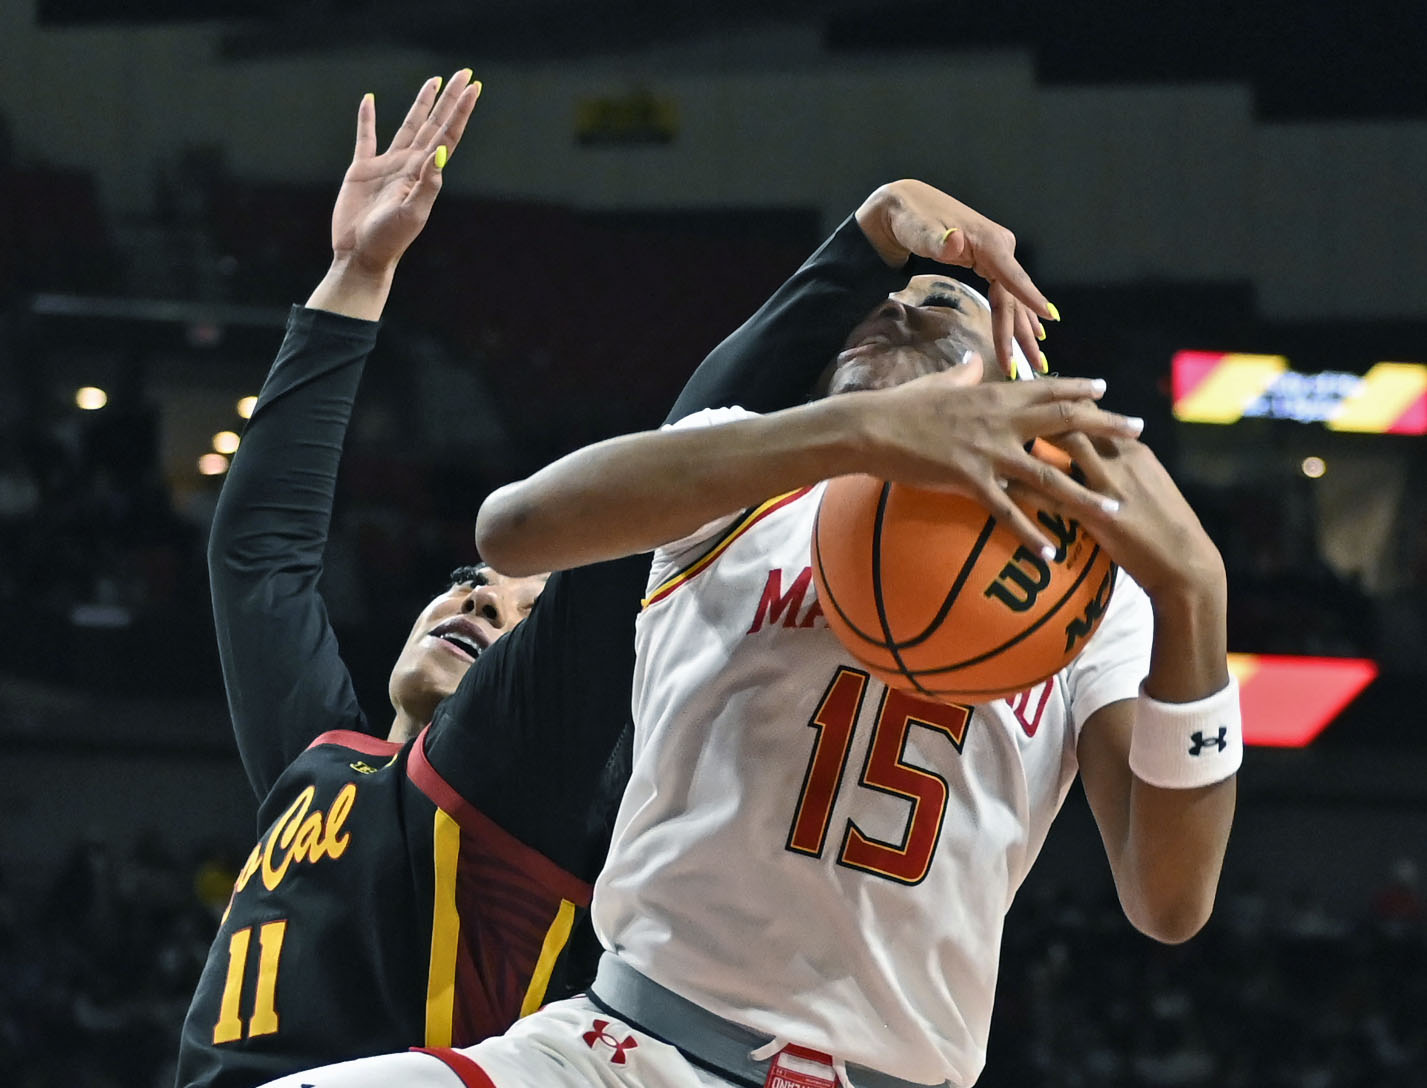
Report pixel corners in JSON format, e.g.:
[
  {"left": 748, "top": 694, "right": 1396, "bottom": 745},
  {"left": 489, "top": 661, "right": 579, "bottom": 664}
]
[
  {"left": 0, "top": 836, "right": 239, "bottom": 1088},
  {"left": 2, "top": 832, "right": 1422, "bottom": 1088}
]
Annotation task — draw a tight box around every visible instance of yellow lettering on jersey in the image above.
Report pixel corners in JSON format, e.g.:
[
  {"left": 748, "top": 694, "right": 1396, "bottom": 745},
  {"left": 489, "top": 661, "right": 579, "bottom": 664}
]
[
  {"left": 212, "top": 926, "right": 252, "bottom": 1044},
  {"left": 247, "top": 919, "right": 287, "bottom": 1037},
  {"left": 291, "top": 812, "right": 324, "bottom": 864},
  {"left": 222, "top": 783, "right": 362, "bottom": 897},
  {"left": 324, "top": 782, "right": 356, "bottom": 857},
  {"left": 230, "top": 842, "right": 263, "bottom": 905},
  {"left": 262, "top": 787, "right": 315, "bottom": 889}
]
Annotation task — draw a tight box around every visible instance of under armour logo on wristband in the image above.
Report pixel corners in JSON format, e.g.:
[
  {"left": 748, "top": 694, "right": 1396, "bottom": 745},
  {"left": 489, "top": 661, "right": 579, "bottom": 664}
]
[
  {"left": 1188, "top": 727, "right": 1228, "bottom": 755},
  {"left": 583, "top": 1019, "right": 639, "bottom": 1064}
]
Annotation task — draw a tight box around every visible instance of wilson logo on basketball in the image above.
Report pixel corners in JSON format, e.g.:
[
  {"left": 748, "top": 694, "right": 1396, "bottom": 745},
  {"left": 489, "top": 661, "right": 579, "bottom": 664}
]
[
  {"left": 1063, "top": 567, "right": 1115, "bottom": 652},
  {"left": 582, "top": 1020, "right": 639, "bottom": 1064},
  {"left": 985, "top": 513, "right": 1085, "bottom": 613}
]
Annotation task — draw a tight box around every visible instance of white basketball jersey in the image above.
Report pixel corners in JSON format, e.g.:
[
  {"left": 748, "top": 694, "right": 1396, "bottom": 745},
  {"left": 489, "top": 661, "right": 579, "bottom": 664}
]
[{"left": 592, "top": 408, "right": 1153, "bottom": 1087}]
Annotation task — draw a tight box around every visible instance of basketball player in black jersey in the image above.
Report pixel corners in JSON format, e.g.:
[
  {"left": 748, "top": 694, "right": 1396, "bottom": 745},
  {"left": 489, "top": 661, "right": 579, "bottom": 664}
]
[{"left": 174, "top": 69, "right": 1055, "bottom": 1088}]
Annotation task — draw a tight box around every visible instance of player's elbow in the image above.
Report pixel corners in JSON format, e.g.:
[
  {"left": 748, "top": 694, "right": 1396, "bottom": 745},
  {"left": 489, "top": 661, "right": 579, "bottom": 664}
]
[
  {"left": 474, "top": 484, "right": 544, "bottom": 577},
  {"left": 1123, "top": 886, "right": 1216, "bottom": 945}
]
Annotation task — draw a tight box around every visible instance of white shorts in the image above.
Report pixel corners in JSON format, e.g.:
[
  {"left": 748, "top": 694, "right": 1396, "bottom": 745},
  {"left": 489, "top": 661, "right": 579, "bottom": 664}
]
[{"left": 256, "top": 996, "right": 737, "bottom": 1088}]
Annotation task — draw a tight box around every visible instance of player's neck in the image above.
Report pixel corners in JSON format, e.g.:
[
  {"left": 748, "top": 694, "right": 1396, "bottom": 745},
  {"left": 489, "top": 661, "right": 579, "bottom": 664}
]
[{"left": 386, "top": 712, "right": 423, "bottom": 745}]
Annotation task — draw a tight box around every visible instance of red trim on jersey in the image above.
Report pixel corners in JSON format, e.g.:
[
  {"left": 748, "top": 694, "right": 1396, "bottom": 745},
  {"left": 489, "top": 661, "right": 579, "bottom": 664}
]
[
  {"left": 408, "top": 727, "right": 593, "bottom": 906},
  {"left": 305, "top": 729, "right": 403, "bottom": 757},
  {"left": 411, "top": 1047, "right": 500, "bottom": 1088},
  {"left": 644, "top": 487, "right": 814, "bottom": 607},
  {"left": 782, "top": 1043, "right": 836, "bottom": 1064}
]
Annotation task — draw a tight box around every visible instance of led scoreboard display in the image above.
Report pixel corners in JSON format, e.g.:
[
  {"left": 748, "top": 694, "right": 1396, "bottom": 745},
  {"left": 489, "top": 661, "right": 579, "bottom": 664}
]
[{"left": 1172, "top": 351, "right": 1427, "bottom": 433}]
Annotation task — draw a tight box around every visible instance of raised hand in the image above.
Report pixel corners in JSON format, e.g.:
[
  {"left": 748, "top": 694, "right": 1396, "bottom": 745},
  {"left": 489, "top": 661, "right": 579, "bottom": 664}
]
[
  {"left": 307, "top": 70, "right": 481, "bottom": 319},
  {"left": 331, "top": 69, "right": 482, "bottom": 275},
  {"left": 856, "top": 179, "right": 1054, "bottom": 381}
]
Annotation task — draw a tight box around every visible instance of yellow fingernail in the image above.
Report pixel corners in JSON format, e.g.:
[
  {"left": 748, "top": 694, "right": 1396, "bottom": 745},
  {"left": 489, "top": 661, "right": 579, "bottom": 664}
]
[
  {"left": 1035, "top": 324, "right": 1046, "bottom": 342},
  {"left": 435, "top": 145, "right": 448, "bottom": 169},
  {"left": 363, "top": 92, "right": 374, "bottom": 105},
  {"left": 1038, "top": 351, "right": 1049, "bottom": 373},
  {"left": 472, "top": 80, "right": 483, "bottom": 94},
  {"left": 1046, "top": 301, "right": 1062, "bottom": 322},
  {"left": 459, "top": 67, "right": 473, "bottom": 81},
  {"left": 433, "top": 75, "right": 443, "bottom": 92},
  {"left": 941, "top": 227, "right": 959, "bottom": 244}
]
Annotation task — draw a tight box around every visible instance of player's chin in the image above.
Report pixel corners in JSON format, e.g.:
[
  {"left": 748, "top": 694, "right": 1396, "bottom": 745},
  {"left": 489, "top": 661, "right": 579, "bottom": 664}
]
[{"left": 420, "top": 646, "right": 475, "bottom": 691}]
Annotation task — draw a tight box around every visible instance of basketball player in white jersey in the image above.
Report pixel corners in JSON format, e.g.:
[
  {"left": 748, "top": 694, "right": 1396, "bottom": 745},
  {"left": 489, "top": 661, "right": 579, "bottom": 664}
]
[{"left": 263, "top": 184, "right": 1238, "bottom": 1088}]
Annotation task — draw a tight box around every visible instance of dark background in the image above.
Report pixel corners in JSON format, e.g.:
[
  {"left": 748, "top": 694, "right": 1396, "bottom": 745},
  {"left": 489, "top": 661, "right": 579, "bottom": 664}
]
[{"left": 1, "top": 1, "right": 1425, "bottom": 1085}]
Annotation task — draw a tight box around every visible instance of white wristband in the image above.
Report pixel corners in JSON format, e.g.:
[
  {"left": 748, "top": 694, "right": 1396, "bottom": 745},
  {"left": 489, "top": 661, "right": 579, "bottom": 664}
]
[{"left": 1128, "top": 677, "right": 1243, "bottom": 789}]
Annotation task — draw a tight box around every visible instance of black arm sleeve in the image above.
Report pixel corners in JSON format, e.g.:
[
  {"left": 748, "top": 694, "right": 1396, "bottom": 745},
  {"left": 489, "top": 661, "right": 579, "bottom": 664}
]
[
  {"left": 208, "top": 306, "right": 377, "bottom": 798},
  {"left": 421, "top": 213, "right": 910, "bottom": 872},
  {"left": 663, "top": 213, "right": 907, "bottom": 424}
]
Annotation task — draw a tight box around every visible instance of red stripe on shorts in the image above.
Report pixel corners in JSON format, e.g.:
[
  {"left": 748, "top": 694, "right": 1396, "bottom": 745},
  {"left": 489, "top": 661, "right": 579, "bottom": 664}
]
[{"left": 410, "top": 1047, "right": 499, "bottom": 1088}]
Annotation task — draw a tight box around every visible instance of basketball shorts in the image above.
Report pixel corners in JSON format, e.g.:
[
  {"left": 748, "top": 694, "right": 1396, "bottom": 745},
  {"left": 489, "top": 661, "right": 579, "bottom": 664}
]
[{"left": 255, "top": 996, "right": 735, "bottom": 1088}]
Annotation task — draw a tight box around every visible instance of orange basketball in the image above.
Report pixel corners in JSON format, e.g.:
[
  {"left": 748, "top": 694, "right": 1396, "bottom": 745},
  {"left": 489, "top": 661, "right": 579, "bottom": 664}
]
[{"left": 810, "top": 449, "right": 1117, "bottom": 704}]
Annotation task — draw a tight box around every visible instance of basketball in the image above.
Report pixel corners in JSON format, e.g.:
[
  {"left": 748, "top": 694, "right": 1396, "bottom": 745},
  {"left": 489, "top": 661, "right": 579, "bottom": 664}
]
[{"left": 810, "top": 447, "right": 1117, "bottom": 704}]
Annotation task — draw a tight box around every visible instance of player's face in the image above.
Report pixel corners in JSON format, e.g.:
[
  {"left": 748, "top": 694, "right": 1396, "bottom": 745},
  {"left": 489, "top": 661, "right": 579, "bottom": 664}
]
[
  {"left": 825, "top": 276, "right": 998, "bottom": 396},
  {"left": 388, "top": 567, "right": 549, "bottom": 724}
]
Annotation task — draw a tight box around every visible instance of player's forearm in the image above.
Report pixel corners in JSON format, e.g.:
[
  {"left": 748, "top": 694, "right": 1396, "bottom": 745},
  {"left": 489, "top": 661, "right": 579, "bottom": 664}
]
[
  {"left": 475, "top": 399, "right": 871, "bottom": 575},
  {"left": 1120, "top": 566, "right": 1236, "bottom": 942},
  {"left": 1143, "top": 555, "right": 1230, "bottom": 702},
  {"left": 304, "top": 257, "right": 397, "bottom": 322},
  {"left": 1117, "top": 775, "right": 1236, "bottom": 943},
  {"left": 210, "top": 309, "right": 373, "bottom": 790}
]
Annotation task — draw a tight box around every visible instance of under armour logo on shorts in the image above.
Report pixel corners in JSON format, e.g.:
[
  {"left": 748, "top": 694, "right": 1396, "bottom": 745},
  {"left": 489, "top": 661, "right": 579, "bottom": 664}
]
[
  {"left": 1188, "top": 727, "right": 1228, "bottom": 755},
  {"left": 582, "top": 1019, "right": 639, "bottom": 1064}
]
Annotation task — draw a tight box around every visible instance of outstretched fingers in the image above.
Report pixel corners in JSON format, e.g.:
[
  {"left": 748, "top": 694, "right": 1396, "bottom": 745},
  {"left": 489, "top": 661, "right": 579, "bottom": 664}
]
[
  {"left": 966, "top": 227, "right": 1053, "bottom": 324},
  {"left": 400, "top": 145, "right": 448, "bottom": 221},
  {"left": 983, "top": 296, "right": 1034, "bottom": 383},
  {"left": 353, "top": 92, "right": 377, "bottom": 162},
  {"left": 439, "top": 80, "right": 482, "bottom": 152},
  {"left": 411, "top": 68, "right": 477, "bottom": 155},
  {"left": 388, "top": 75, "right": 444, "bottom": 153}
]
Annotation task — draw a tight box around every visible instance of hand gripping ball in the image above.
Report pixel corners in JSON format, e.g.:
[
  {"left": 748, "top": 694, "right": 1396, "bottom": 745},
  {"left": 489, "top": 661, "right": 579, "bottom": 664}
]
[{"left": 810, "top": 445, "right": 1117, "bottom": 704}]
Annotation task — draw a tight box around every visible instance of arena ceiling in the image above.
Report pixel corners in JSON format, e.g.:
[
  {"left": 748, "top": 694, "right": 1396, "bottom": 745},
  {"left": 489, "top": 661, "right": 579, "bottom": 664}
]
[{"left": 36, "top": 0, "right": 1426, "bottom": 119}]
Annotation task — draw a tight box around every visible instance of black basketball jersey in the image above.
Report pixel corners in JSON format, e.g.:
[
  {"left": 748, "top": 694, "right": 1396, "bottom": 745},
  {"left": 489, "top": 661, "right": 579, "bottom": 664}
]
[{"left": 175, "top": 725, "right": 604, "bottom": 1088}]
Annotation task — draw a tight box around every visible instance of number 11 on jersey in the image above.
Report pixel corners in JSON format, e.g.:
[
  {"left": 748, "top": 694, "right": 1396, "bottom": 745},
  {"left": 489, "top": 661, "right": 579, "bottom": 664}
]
[{"left": 213, "top": 919, "right": 287, "bottom": 1043}]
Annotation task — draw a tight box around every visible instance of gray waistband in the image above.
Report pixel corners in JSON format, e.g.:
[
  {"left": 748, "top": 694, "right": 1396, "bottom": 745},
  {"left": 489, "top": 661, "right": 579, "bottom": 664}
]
[{"left": 589, "top": 953, "right": 946, "bottom": 1088}]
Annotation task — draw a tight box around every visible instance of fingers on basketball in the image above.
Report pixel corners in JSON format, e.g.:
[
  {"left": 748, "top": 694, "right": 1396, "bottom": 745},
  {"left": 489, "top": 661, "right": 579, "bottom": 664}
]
[{"left": 813, "top": 467, "right": 1117, "bottom": 705}]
